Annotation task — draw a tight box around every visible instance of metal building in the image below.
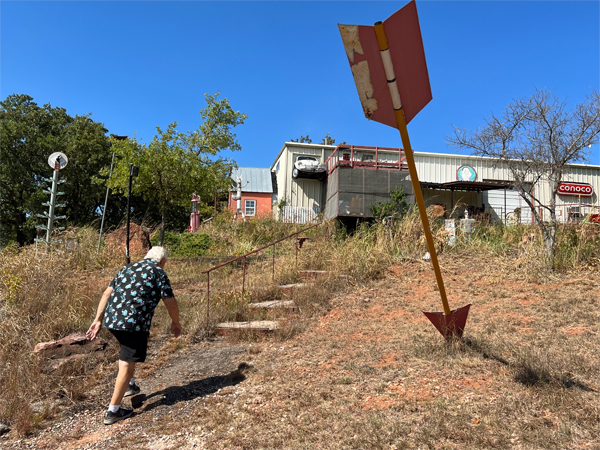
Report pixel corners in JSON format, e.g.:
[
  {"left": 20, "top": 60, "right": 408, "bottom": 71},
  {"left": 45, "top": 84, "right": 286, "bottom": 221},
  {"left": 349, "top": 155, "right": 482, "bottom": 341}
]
[
  {"left": 271, "top": 143, "right": 600, "bottom": 224},
  {"left": 271, "top": 142, "right": 414, "bottom": 222},
  {"left": 415, "top": 152, "right": 600, "bottom": 223}
]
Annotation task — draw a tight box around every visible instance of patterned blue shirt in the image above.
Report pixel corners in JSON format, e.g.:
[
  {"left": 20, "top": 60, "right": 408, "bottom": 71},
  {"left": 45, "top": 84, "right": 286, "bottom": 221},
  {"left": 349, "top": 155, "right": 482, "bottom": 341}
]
[{"left": 104, "top": 258, "right": 174, "bottom": 332}]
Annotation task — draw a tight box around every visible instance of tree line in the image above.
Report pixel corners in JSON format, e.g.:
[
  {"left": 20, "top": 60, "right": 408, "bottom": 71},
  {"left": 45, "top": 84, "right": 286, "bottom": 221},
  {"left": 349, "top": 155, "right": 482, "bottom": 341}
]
[{"left": 0, "top": 93, "right": 247, "bottom": 247}]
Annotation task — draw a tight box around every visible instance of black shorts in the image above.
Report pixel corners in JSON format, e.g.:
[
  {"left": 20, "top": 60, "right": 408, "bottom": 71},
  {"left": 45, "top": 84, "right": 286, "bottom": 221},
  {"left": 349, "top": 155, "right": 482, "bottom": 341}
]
[{"left": 108, "top": 329, "right": 149, "bottom": 363}]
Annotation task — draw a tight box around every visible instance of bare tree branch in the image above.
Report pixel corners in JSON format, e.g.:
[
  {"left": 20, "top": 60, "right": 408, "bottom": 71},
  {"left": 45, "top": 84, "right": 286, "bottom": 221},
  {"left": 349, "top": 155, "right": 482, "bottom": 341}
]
[{"left": 446, "top": 89, "right": 600, "bottom": 265}]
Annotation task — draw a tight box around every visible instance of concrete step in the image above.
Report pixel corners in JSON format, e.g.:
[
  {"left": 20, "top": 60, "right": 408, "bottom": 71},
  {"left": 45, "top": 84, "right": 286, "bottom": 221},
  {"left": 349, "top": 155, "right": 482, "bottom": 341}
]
[
  {"left": 278, "top": 283, "right": 310, "bottom": 297},
  {"left": 215, "top": 320, "right": 279, "bottom": 336},
  {"left": 248, "top": 300, "right": 298, "bottom": 312},
  {"left": 299, "top": 270, "right": 331, "bottom": 281}
]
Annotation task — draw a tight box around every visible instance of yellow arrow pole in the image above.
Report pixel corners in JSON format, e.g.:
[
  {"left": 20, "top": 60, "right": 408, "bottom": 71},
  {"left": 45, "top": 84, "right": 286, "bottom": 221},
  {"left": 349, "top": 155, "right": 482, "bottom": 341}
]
[{"left": 374, "top": 22, "right": 451, "bottom": 316}]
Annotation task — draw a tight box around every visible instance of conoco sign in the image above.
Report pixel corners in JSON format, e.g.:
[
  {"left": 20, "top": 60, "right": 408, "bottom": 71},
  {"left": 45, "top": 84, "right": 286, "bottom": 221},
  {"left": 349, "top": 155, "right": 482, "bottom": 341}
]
[{"left": 557, "top": 182, "right": 594, "bottom": 197}]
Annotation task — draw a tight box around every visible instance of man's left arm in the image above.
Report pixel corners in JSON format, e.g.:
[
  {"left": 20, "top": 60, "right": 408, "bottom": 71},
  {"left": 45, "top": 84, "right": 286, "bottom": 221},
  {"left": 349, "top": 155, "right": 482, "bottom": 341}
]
[{"left": 159, "top": 270, "right": 181, "bottom": 337}]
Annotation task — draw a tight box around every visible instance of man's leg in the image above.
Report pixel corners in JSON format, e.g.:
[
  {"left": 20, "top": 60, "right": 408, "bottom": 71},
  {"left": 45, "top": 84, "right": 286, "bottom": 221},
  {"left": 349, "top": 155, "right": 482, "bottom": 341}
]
[{"left": 110, "top": 359, "right": 136, "bottom": 407}]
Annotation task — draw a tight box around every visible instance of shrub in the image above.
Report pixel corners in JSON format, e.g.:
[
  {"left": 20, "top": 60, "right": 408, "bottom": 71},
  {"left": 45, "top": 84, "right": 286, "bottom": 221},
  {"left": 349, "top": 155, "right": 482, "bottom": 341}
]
[
  {"left": 370, "top": 186, "right": 410, "bottom": 221},
  {"left": 151, "top": 232, "right": 211, "bottom": 257}
]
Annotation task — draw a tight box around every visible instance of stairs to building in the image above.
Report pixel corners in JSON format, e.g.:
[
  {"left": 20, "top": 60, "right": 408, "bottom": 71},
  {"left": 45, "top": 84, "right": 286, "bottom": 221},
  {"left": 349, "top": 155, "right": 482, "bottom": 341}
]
[{"left": 214, "top": 270, "right": 331, "bottom": 336}]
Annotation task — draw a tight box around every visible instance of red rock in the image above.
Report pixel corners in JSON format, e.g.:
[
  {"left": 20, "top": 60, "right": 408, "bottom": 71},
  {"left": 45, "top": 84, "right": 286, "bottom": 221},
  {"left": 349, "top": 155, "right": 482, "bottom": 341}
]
[
  {"left": 34, "top": 332, "right": 107, "bottom": 359},
  {"left": 105, "top": 223, "right": 151, "bottom": 258}
]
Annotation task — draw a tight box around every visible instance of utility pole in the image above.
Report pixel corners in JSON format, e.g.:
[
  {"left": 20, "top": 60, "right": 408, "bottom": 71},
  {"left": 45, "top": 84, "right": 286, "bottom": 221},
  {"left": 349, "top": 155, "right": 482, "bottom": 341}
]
[
  {"left": 98, "top": 135, "right": 127, "bottom": 252},
  {"left": 125, "top": 163, "right": 139, "bottom": 264},
  {"left": 97, "top": 151, "right": 115, "bottom": 252}
]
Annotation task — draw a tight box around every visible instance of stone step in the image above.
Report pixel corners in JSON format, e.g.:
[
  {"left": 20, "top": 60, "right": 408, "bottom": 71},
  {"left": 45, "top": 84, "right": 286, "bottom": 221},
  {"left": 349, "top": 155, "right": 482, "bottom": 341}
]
[
  {"left": 299, "top": 270, "right": 331, "bottom": 281},
  {"left": 248, "top": 300, "right": 298, "bottom": 312},
  {"left": 214, "top": 320, "right": 279, "bottom": 336},
  {"left": 278, "top": 283, "right": 310, "bottom": 297}
]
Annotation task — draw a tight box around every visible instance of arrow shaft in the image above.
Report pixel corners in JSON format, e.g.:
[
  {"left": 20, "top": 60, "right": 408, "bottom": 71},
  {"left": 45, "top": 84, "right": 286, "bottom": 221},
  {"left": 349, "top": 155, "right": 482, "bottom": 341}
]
[{"left": 374, "top": 21, "right": 451, "bottom": 316}]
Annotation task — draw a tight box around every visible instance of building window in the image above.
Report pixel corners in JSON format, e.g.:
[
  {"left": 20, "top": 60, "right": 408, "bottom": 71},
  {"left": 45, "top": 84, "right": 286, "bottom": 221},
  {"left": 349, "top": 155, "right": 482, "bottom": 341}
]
[{"left": 245, "top": 200, "right": 256, "bottom": 216}]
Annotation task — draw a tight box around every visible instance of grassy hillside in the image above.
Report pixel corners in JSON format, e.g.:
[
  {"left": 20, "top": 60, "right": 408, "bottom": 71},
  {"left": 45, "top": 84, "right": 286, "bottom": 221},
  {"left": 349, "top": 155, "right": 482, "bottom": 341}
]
[{"left": 0, "top": 213, "right": 598, "bottom": 439}]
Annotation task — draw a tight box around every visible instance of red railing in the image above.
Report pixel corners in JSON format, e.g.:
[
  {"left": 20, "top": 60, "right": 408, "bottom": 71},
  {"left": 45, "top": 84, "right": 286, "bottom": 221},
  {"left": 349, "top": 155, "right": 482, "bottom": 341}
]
[
  {"left": 324, "top": 144, "right": 409, "bottom": 176},
  {"left": 201, "top": 223, "right": 323, "bottom": 325}
]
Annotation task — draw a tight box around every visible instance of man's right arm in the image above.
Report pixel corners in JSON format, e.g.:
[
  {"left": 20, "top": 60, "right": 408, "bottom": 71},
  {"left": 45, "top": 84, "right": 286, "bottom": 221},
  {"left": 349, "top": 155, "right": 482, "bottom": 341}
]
[
  {"left": 86, "top": 286, "right": 113, "bottom": 340},
  {"left": 163, "top": 297, "right": 182, "bottom": 337}
]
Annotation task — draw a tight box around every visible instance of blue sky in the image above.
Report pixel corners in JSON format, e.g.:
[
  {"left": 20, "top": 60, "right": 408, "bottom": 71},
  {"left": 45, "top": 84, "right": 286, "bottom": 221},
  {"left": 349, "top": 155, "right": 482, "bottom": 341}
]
[{"left": 2, "top": 1, "right": 599, "bottom": 168}]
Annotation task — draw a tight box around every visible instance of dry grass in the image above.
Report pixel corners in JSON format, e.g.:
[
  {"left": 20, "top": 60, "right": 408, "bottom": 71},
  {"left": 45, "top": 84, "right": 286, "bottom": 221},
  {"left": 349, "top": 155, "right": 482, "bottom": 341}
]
[
  {"left": 158, "top": 256, "right": 598, "bottom": 450},
  {"left": 136, "top": 218, "right": 599, "bottom": 450},
  {"left": 0, "top": 229, "right": 124, "bottom": 435},
  {"left": 0, "top": 216, "right": 598, "bottom": 446}
]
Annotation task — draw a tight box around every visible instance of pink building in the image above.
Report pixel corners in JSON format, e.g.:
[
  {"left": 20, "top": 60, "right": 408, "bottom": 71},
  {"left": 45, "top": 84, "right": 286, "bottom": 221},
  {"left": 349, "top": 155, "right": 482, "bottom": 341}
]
[{"left": 228, "top": 167, "right": 275, "bottom": 218}]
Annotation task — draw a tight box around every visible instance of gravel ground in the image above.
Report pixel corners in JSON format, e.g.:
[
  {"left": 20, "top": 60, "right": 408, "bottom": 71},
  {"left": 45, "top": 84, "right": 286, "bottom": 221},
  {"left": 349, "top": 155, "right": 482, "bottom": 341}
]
[{"left": 0, "top": 342, "right": 250, "bottom": 450}]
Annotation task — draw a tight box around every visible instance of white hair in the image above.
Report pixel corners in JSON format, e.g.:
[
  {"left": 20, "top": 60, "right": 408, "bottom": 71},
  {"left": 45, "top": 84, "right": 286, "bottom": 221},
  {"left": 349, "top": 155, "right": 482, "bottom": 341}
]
[{"left": 145, "top": 246, "right": 168, "bottom": 263}]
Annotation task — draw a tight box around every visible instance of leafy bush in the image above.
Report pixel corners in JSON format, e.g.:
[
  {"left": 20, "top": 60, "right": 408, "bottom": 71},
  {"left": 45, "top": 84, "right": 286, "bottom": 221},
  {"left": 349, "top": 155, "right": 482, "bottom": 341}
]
[
  {"left": 151, "top": 232, "right": 211, "bottom": 257},
  {"left": 370, "top": 186, "right": 410, "bottom": 221}
]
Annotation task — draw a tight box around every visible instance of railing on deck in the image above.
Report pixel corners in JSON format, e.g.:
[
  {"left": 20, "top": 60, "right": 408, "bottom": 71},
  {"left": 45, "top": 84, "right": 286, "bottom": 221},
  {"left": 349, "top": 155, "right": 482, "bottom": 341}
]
[
  {"left": 201, "top": 223, "right": 324, "bottom": 326},
  {"left": 324, "top": 144, "right": 408, "bottom": 176}
]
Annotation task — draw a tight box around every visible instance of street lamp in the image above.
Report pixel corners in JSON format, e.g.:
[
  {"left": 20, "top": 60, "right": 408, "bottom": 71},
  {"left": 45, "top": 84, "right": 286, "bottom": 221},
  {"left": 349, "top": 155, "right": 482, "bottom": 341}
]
[
  {"left": 97, "top": 135, "right": 127, "bottom": 252},
  {"left": 126, "top": 163, "right": 139, "bottom": 264}
]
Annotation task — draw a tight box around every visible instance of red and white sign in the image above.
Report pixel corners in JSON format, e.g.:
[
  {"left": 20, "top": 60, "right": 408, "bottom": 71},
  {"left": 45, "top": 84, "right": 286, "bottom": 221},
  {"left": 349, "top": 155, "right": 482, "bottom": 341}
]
[
  {"left": 557, "top": 182, "right": 594, "bottom": 197},
  {"left": 338, "top": 0, "right": 432, "bottom": 128}
]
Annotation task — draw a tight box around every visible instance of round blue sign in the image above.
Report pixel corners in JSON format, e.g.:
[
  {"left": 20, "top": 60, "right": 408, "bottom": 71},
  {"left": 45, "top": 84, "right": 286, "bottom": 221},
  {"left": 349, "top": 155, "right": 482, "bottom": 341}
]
[{"left": 457, "top": 165, "right": 477, "bottom": 182}]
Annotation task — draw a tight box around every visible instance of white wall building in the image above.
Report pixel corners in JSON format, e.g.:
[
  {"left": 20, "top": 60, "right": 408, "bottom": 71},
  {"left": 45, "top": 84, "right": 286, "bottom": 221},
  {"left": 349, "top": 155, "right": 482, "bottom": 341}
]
[{"left": 271, "top": 142, "right": 600, "bottom": 223}]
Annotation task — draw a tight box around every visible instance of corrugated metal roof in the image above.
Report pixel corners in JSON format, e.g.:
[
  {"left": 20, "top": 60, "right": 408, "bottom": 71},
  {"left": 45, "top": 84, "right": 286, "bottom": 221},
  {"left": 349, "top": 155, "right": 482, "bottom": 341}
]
[{"left": 231, "top": 167, "right": 273, "bottom": 193}]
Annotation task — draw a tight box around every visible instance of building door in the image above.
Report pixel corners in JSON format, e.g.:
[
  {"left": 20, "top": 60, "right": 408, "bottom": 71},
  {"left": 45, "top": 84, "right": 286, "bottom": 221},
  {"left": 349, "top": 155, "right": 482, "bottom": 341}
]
[{"left": 483, "top": 188, "right": 533, "bottom": 224}]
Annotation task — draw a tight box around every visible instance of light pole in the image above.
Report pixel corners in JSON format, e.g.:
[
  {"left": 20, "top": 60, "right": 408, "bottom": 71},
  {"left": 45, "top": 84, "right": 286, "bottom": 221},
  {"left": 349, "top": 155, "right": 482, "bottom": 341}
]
[
  {"left": 125, "top": 163, "right": 139, "bottom": 264},
  {"left": 97, "top": 135, "right": 127, "bottom": 252}
]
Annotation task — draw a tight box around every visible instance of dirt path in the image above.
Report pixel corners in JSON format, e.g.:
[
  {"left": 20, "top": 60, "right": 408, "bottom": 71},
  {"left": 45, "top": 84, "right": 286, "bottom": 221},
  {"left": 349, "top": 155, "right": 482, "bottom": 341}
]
[{"left": 2, "top": 342, "right": 250, "bottom": 450}]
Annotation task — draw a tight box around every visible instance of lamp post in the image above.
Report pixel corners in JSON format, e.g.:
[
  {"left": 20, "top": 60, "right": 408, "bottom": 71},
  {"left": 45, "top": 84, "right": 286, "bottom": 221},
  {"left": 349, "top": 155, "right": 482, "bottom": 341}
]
[
  {"left": 126, "top": 163, "right": 139, "bottom": 264},
  {"left": 98, "top": 135, "right": 127, "bottom": 252}
]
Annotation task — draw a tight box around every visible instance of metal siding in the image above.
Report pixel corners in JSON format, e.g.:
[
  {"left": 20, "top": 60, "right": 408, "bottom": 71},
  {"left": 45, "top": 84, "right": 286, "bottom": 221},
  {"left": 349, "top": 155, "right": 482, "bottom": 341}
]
[
  {"left": 324, "top": 170, "right": 339, "bottom": 221},
  {"left": 414, "top": 152, "right": 600, "bottom": 190},
  {"left": 232, "top": 167, "right": 273, "bottom": 193},
  {"left": 291, "top": 178, "right": 323, "bottom": 212},
  {"left": 484, "top": 189, "right": 533, "bottom": 223},
  {"left": 413, "top": 152, "right": 600, "bottom": 223}
]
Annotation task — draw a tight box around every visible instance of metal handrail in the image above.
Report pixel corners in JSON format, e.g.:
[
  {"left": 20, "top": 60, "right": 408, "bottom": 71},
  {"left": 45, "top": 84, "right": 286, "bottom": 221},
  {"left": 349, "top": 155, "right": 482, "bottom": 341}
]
[
  {"left": 202, "top": 223, "right": 322, "bottom": 327},
  {"left": 324, "top": 144, "right": 408, "bottom": 176}
]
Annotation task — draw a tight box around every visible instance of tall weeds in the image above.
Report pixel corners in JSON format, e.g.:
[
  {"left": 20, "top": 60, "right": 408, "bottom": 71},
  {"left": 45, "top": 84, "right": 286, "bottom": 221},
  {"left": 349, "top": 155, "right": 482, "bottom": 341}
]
[
  {"left": 0, "top": 229, "right": 122, "bottom": 433},
  {"left": 0, "top": 215, "right": 597, "bottom": 434}
]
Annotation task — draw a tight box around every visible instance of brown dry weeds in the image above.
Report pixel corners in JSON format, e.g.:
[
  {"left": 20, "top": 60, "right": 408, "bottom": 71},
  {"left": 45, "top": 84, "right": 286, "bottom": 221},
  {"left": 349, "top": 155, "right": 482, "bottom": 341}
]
[{"left": 2, "top": 252, "right": 598, "bottom": 450}]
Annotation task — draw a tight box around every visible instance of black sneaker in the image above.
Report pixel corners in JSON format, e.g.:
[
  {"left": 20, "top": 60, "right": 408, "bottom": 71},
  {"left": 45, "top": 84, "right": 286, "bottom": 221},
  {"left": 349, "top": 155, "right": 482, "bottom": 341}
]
[
  {"left": 124, "top": 382, "right": 141, "bottom": 397},
  {"left": 104, "top": 407, "right": 134, "bottom": 425}
]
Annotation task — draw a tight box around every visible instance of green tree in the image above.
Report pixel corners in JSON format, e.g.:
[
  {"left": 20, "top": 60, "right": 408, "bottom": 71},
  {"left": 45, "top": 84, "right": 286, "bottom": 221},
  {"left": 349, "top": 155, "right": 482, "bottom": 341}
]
[
  {"left": 105, "top": 93, "right": 246, "bottom": 245},
  {"left": 291, "top": 134, "right": 345, "bottom": 145},
  {"left": 321, "top": 133, "right": 335, "bottom": 145},
  {"left": 62, "top": 115, "right": 113, "bottom": 225},
  {"left": 0, "top": 94, "right": 112, "bottom": 246},
  {"left": 290, "top": 135, "right": 312, "bottom": 143},
  {"left": 189, "top": 92, "right": 247, "bottom": 156}
]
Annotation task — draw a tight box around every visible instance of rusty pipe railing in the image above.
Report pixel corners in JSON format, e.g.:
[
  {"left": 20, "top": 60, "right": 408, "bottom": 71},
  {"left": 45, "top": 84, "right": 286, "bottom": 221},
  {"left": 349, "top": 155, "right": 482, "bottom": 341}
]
[
  {"left": 324, "top": 144, "right": 409, "bottom": 176},
  {"left": 201, "top": 222, "right": 322, "bottom": 327}
]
